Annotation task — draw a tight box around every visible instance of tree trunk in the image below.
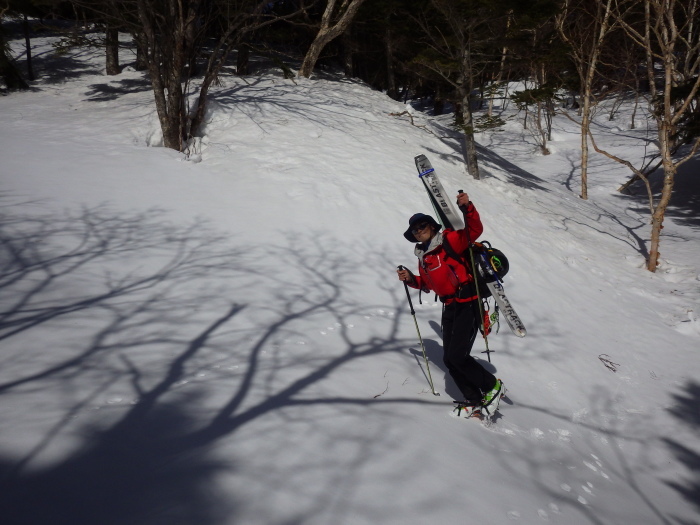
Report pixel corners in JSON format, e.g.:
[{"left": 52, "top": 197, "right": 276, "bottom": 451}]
[
  {"left": 433, "top": 86, "right": 444, "bottom": 115},
  {"left": 191, "top": 32, "right": 242, "bottom": 138},
  {"left": 298, "top": 0, "right": 369, "bottom": 78},
  {"left": 385, "top": 27, "right": 397, "bottom": 99},
  {"left": 184, "top": 6, "right": 199, "bottom": 77},
  {"left": 488, "top": 10, "right": 512, "bottom": 118},
  {"left": 487, "top": 52, "right": 507, "bottom": 117},
  {"left": 22, "top": 14, "right": 34, "bottom": 81},
  {"left": 461, "top": 92, "right": 480, "bottom": 179},
  {"left": 134, "top": 31, "right": 148, "bottom": 71},
  {"left": 535, "top": 100, "right": 550, "bottom": 155},
  {"left": 106, "top": 25, "right": 120, "bottom": 75},
  {"left": 463, "top": 130, "right": 480, "bottom": 179},
  {"left": 580, "top": 109, "right": 590, "bottom": 199},
  {"left": 581, "top": 0, "right": 612, "bottom": 198},
  {"left": 648, "top": 155, "right": 674, "bottom": 271},
  {"left": 579, "top": 67, "right": 592, "bottom": 200},
  {"left": 237, "top": 44, "right": 250, "bottom": 75},
  {"left": 341, "top": 27, "right": 354, "bottom": 77},
  {"left": 299, "top": 29, "right": 330, "bottom": 77},
  {"left": 630, "top": 81, "right": 639, "bottom": 129},
  {"left": 0, "top": 31, "right": 29, "bottom": 90},
  {"left": 137, "top": 0, "right": 186, "bottom": 150}
]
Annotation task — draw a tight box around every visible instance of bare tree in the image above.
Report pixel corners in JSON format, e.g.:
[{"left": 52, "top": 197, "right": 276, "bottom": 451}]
[
  {"left": 0, "top": 3, "right": 29, "bottom": 90},
  {"left": 557, "top": 0, "right": 616, "bottom": 200},
  {"left": 410, "top": 0, "right": 505, "bottom": 179},
  {"left": 589, "top": 0, "right": 700, "bottom": 272},
  {"left": 105, "top": 16, "right": 120, "bottom": 75},
  {"left": 298, "top": 0, "right": 370, "bottom": 78},
  {"left": 77, "top": 0, "right": 306, "bottom": 151},
  {"left": 511, "top": 82, "right": 557, "bottom": 155},
  {"left": 134, "top": 0, "right": 198, "bottom": 150},
  {"left": 486, "top": 9, "right": 512, "bottom": 118},
  {"left": 21, "top": 12, "right": 34, "bottom": 80},
  {"left": 188, "top": 3, "right": 307, "bottom": 146}
]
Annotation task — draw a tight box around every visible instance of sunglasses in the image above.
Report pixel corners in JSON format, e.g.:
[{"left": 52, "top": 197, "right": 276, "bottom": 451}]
[{"left": 411, "top": 222, "right": 431, "bottom": 235}]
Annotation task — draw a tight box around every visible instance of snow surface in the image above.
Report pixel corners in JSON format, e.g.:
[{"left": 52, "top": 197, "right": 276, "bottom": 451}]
[{"left": 1, "top": 30, "right": 699, "bottom": 525}]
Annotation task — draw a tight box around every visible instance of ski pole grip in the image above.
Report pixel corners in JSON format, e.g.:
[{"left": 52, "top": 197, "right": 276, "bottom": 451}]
[
  {"left": 457, "top": 189, "right": 474, "bottom": 245},
  {"left": 457, "top": 189, "right": 469, "bottom": 213},
  {"left": 398, "top": 265, "right": 413, "bottom": 284},
  {"left": 398, "top": 266, "right": 416, "bottom": 315}
]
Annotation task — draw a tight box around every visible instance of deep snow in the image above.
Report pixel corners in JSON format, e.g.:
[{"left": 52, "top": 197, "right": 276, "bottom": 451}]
[{"left": 1, "top": 28, "right": 699, "bottom": 525}]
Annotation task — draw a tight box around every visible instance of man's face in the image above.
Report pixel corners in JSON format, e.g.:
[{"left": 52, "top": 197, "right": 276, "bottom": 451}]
[{"left": 411, "top": 221, "right": 435, "bottom": 243}]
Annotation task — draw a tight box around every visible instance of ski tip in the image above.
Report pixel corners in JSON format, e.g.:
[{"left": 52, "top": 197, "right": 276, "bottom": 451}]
[{"left": 515, "top": 329, "right": 527, "bottom": 338}]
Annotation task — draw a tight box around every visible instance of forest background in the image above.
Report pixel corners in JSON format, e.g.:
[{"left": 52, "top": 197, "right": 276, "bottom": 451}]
[{"left": 2, "top": 0, "right": 699, "bottom": 271}]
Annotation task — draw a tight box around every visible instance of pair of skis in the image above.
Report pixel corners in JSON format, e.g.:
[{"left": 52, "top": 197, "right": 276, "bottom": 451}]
[{"left": 414, "top": 154, "right": 527, "bottom": 338}]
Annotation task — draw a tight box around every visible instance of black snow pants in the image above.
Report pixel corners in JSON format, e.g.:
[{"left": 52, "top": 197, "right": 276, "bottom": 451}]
[{"left": 441, "top": 299, "right": 498, "bottom": 404}]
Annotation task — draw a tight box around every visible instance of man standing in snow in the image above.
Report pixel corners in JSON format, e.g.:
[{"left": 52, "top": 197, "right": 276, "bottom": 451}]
[{"left": 397, "top": 192, "right": 503, "bottom": 418}]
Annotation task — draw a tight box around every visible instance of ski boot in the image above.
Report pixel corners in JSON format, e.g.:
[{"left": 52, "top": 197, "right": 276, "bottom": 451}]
[
  {"left": 480, "top": 379, "right": 504, "bottom": 419},
  {"left": 453, "top": 401, "right": 482, "bottom": 419}
]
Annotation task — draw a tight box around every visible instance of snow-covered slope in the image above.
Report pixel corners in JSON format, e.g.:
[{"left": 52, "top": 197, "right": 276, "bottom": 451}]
[{"left": 1, "top": 31, "right": 699, "bottom": 525}]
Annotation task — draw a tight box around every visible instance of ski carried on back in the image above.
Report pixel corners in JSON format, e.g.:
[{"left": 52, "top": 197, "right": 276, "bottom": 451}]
[
  {"left": 414, "top": 155, "right": 464, "bottom": 230},
  {"left": 485, "top": 281, "right": 527, "bottom": 337},
  {"left": 474, "top": 240, "right": 527, "bottom": 338}
]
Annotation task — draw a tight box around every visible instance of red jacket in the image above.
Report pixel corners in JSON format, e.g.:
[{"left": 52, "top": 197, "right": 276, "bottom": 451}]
[{"left": 408, "top": 202, "right": 483, "bottom": 303}]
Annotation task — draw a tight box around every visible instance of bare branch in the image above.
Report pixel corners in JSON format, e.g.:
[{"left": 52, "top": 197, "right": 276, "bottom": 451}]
[
  {"left": 675, "top": 138, "right": 700, "bottom": 169},
  {"left": 587, "top": 127, "right": 656, "bottom": 213}
]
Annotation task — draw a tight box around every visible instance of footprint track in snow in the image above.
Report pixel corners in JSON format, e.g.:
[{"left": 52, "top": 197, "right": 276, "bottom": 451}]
[
  {"left": 319, "top": 322, "right": 354, "bottom": 335},
  {"left": 506, "top": 503, "right": 561, "bottom": 521},
  {"left": 559, "top": 455, "right": 609, "bottom": 507},
  {"left": 321, "top": 308, "right": 392, "bottom": 333}
]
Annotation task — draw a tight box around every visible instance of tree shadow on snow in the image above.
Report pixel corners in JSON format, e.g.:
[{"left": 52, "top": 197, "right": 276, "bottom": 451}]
[
  {"left": 0, "top": 203, "right": 423, "bottom": 524},
  {"left": 665, "top": 380, "right": 700, "bottom": 524},
  {"left": 407, "top": 337, "right": 459, "bottom": 398},
  {"left": 26, "top": 46, "right": 104, "bottom": 86},
  {"left": 0, "top": 398, "right": 232, "bottom": 525},
  {"left": 475, "top": 143, "right": 551, "bottom": 193},
  {"left": 0, "top": 204, "right": 245, "bottom": 524},
  {"left": 7, "top": 22, "right": 148, "bottom": 91},
  {"left": 470, "top": 386, "right": 688, "bottom": 525},
  {"left": 616, "top": 153, "right": 700, "bottom": 230},
  {"left": 84, "top": 75, "right": 152, "bottom": 102},
  {"left": 413, "top": 118, "right": 551, "bottom": 193},
  {"left": 209, "top": 78, "right": 381, "bottom": 140},
  {"left": 405, "top": 319, "right": 499, "bottom": 401}
]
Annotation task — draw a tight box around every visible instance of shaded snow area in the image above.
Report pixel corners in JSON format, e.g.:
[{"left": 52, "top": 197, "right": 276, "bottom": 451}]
[{"left": 1, "top": 31, "right": 699, "bottom": 525}]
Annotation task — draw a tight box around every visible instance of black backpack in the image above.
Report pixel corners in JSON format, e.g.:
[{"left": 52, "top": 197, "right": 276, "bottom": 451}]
[
  {"left": 442, "top": 237, "right": 509, "bottom": 299},
  {"left": 472, "top": 241, "right": 509, "bottom": 283}
]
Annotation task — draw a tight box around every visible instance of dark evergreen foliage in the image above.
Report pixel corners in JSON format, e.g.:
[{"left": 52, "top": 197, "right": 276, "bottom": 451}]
[{"left": 3, "top": 0, "right": 697, "bottom": 165}]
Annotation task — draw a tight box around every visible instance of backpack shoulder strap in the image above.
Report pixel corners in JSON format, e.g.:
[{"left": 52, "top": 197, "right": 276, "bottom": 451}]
[
  {"left": 441, "top": 234, "right": 472, "bottom": 274},
  {"left": 441, "top": 233, "right": 463, "bottom": 261}
]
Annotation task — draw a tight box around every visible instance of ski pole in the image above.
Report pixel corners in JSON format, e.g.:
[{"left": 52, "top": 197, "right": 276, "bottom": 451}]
[
  {"left": 398, "top": 266, "right": 439, "bottom": 396},
  {"left": 459, "top": 190, "right": 492, "bottom": 362}
]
